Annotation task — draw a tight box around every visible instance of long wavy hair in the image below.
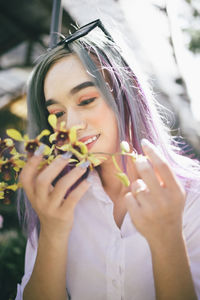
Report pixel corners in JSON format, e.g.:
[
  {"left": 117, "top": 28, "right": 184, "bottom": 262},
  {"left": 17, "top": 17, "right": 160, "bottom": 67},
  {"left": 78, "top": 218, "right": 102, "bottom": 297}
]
[{"left": 18, "top": 29, "right": 200, "bottom": 243}]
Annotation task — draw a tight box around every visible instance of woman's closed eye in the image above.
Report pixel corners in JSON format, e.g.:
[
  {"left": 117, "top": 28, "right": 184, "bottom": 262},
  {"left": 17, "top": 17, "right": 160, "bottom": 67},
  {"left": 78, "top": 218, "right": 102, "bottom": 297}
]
[
  {"left": 78, "top": 97, "right": 96, "bottom": 106},
  {"left": 55, "top": 111, "right": 65, "bottom": 118},
  {"left": 48, "top": 110, "right": 65, "bottom": 118}
]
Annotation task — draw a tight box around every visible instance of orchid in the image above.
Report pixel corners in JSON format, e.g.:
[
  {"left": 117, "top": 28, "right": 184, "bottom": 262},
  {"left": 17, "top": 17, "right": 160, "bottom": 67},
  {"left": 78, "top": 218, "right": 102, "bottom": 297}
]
[
  {"left": 0, "top": 137, "right": 14, "bottom": 156},
  {"left": 6, "top": 128, "right": 51, "bottom": 158},
  {"left": 0, "top": 114, "right": 142, "bottom": 204},
  {"left": 0, "top": 155, "right": 25, "bottom": 181},
  {"left": 0, "top": 182, "right": 21, "bottom": 204}
]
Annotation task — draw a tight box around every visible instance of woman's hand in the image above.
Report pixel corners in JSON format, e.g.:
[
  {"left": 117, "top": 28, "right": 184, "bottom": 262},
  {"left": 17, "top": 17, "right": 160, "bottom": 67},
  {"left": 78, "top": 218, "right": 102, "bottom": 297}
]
[
  {"left": 124, "top": 139, "right": 186, "bottom": 244},
  {"left": 19, "top": 153, "right": 90, "bottom": 240}
]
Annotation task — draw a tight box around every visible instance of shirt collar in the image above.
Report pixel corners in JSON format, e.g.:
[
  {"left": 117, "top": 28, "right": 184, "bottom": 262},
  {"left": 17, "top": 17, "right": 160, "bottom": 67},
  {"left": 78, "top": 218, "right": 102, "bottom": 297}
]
[{"left": 87, "top": 170, "right": 113, "bottom": 204}]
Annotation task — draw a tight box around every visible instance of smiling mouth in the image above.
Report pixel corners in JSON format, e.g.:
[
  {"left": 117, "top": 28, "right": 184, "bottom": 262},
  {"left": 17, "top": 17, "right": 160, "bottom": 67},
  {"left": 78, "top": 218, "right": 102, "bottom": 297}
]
[{"left": 79, "top": 134, "right": 100, "bottom": 149}]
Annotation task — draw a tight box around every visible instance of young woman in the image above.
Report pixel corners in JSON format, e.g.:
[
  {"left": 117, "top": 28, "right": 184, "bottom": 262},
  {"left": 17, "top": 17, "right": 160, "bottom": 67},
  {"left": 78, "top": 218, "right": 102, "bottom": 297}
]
[{"left": 16, "top": 20, "right": 200, "bottom": 300}]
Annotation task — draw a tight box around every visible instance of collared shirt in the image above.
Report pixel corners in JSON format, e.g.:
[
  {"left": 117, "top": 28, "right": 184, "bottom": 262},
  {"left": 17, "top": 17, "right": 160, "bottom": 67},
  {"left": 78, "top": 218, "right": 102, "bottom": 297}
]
[{"left": 16, "top": 170, "right": 200, "bottom": 300}]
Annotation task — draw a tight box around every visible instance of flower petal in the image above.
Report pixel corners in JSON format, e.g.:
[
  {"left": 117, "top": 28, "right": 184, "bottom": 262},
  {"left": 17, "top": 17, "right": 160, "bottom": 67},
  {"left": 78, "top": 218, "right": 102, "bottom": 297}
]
[
  {"left": 60, "top": 121, "right": 66, "bottom": 130},
  {"left": 7, "top": 184, "right": 19, "bottom": 191},
  {"left": 5, "top": 138, "right": 14, "bottom": 146},
  {"left": 49, "top": 133, "right": 57, "bottom": 144},
  {"left": 57, "top": 144, "right": 70, "bottom": 151},
  {"left": 69, "top": 127, "right": 77, "bottom": 144},
  {"left": 68, "top": 158, "right": 79, "bottom": 163},
  {"left": 48, "top": 114, "right": 57, "bottom": 129},
  {"left": 37, "top": 129, "right": 51, "bottom": 141},
  {"left": 88, "top": 156, "right": 101, "bottom": 166},
  {"left": 120, "top": 141, "right": 130, "bottom": 153},
  {"left": 6, "top": 129, "right": 24, "bottom": 141},
  {"left": 75, "top": 141, "right": 88, "bottom": 154},
  {"left": 43, "top": 145, "right": 52, "bottom": 156}
]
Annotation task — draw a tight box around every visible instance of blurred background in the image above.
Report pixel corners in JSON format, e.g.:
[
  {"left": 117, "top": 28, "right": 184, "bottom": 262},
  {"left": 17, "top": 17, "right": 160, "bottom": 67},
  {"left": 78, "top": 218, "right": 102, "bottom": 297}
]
[{"left": 0, "top": 0, "right": 200, "bottom": 299}]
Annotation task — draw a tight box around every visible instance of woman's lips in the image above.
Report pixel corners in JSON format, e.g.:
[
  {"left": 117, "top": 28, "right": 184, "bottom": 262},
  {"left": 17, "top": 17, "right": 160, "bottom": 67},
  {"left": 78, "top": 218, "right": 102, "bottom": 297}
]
[{"left": 78, "top": 134, "right": 100, "bottom": 150}]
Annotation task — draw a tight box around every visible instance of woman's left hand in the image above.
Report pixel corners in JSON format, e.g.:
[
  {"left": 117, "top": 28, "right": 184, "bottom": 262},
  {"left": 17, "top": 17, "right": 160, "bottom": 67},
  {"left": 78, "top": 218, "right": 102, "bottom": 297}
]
[{"left": 124, "top": 139, "right": 186, "bottom": 244}]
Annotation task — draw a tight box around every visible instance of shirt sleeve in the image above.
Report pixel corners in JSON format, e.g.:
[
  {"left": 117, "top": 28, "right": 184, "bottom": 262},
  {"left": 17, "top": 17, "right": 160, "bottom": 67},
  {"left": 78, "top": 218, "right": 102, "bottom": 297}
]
[
  {"left": 15, "top": 228, "right": 38, "bottom": 300},
  {"left": 183, "top": 186, "right": 200, "bottom": 299}
]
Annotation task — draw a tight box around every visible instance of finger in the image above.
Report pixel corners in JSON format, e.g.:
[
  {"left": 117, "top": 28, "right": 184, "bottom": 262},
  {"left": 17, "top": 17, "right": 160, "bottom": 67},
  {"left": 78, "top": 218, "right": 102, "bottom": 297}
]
[
  {"left": 19, "top": 155, "right": 44, "bottom": 200},
  {"left": 124, "top": 192, "right": 141, "bottom": 221},
  {"left": 61, "top": 179, "right": 90, "bottom": 211},
  {"left": 131, "top": 179, "right": 151, "bottom": 208},
  {"left": 134, "top": 156, "right": 163, "bottom": 197},
  {"left": 141, "top": 139, "right": 181, "bottom": 190},
  {"left": 49, "top": 167, "right": 88, "bottom": 206},
  {"left": 131, "top": 179, "right": 148, "bottom": 196},
  {"left": 35, "top": 156, "right": 71, "bottom": 198}
]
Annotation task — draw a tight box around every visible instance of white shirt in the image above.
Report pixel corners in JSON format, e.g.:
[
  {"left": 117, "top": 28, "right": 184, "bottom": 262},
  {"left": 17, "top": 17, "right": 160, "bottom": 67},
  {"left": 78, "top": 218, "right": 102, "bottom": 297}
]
[{"left": 16, "top": 170, "right": 200, "bottom": 300}]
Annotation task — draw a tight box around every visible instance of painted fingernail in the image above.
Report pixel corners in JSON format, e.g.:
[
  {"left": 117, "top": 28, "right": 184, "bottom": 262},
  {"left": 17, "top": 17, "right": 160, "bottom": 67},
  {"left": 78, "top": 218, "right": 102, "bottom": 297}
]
[
  {"left": 34, "top": 144, "right": 45, "bottom": 156},
  {"left": 61, "top": 151, "right": 72, "bottom": 159},
  {"left": 136, "top": 155, "right": 147, "bottom": 164},
  {"left": 141, "top": 139, "right": 152, "bottom": 148},
  {"left": 78, "top": 161, "right": 90, "bottom": 169},
  {"left": 135, "top": 156, "right": 149, "bottom": 170}
]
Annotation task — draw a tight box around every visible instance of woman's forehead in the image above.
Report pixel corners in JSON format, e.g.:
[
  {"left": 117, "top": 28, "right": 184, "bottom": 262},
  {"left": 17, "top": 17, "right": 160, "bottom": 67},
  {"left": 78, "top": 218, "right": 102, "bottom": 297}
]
[
  {"left": 47, "top": 55, "right": 90, "bottom": 80},
  {"left": 44, "top": 55, "right": 93, "bottom": 99}
]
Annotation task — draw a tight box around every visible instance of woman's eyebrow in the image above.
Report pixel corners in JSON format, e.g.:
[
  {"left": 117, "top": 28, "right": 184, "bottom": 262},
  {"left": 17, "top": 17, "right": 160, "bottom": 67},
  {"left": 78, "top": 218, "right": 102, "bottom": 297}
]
[
  {"left": 45, "top": 99, "right": 58, "bottom": 107},
  {"left": 45, "top": 81, "right": 96, "bottom": 107},
  {"left": 70, "top": 81, "right": 95, "bottom": 95}
]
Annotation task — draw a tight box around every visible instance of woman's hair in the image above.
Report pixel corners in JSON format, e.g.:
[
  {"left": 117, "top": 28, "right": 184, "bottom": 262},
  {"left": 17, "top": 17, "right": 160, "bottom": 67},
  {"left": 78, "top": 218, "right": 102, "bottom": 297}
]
[{"left": 19, "top": 28, "right": 200, "bottom": 243}]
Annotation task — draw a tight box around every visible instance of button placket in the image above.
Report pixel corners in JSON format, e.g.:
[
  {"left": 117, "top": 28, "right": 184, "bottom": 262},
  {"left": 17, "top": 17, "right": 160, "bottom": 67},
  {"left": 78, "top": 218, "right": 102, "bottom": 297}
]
[{"left": 106, "top": 235, "right": 125, "bottom": 300}]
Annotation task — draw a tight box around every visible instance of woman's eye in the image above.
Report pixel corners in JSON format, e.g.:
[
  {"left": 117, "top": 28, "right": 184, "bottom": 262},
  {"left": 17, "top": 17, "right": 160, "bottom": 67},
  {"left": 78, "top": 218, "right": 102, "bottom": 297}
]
[
  {"left": 54, "top": 111, "right": 65, "bottom": 118},
  {"left": 78, "top": 97, "right": 96, "bottom": 106}
]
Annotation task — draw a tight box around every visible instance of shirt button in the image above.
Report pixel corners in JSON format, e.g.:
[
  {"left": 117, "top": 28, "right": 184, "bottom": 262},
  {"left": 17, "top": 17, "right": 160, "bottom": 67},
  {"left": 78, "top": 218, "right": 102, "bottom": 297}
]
[{"left": 112, "top": 279, "right": 118, "bottom": 288}]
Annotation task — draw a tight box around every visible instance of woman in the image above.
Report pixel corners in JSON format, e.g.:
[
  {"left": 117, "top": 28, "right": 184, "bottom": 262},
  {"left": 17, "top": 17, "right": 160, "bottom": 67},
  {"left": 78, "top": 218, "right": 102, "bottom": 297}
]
[{"left": 16, "top": 20, "right": 200, "bottom": 300}]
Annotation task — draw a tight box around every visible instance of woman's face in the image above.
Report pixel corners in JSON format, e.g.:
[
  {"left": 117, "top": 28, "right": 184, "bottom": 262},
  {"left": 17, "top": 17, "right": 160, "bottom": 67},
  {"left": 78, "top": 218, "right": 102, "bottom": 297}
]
[{"left": 44, "top": 55, "right": 119, "bottom": 157}]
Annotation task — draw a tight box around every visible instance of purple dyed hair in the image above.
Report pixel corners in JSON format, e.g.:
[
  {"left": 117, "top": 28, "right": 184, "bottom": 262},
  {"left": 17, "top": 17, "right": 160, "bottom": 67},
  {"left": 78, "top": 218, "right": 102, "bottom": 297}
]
[{"left": 19, "top": 28, "right": 200, "bottom": 244}]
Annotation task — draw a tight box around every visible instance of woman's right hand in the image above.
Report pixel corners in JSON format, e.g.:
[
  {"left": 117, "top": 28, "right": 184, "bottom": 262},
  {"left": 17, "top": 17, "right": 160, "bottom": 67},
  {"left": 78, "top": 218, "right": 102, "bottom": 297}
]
[{"left": 19, "top": 153, "right": 90, "bottom": 240}]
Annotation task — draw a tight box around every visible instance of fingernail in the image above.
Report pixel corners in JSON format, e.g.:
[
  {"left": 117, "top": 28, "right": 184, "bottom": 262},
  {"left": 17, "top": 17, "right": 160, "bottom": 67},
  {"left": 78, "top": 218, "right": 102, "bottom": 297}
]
[
  {"left": 78, "top": 161, "right": 90, "bottom": 169},
  {"left": 136, "top": 155, "right": 147, "bottom": 164},
  {"left": 141, "top": 139, "right": 152, "bottom": 148},
  {"left": 61, "top": 151, "right": 72, "bottom": 159},
  {"left": 34, "top": 144, "right": 45, "bottom": 156}
]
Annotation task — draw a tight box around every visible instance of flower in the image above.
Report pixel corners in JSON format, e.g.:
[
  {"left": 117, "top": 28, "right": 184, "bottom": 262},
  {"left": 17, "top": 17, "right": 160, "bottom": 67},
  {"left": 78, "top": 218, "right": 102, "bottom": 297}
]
[
  {"left": 48, "top": 114, "right": 70, "bottom": 147},
  {"left": 0, "top": 182, "right": 20, "bottom": 204},
  {"left": 0, "top": 137, "right": 14, "bottom": 156},
  {"left": 0, "top": 115, "right": 142, "bottom": 204},
  {"left": 6, "top": 128, "right": 51, "bottom": 158},
  {"left": 120, "top": 141, "right": 130, "bottom": 153},
  {"left": 0, "top": 155, "right": 25, "bottom": 181}
]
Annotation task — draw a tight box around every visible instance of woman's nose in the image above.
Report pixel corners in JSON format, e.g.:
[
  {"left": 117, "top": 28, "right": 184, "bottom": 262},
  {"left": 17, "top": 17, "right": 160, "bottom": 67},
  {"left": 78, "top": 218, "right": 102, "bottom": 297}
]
[{"left": 66, "top": 108, "right": 87, "bottom": 131}]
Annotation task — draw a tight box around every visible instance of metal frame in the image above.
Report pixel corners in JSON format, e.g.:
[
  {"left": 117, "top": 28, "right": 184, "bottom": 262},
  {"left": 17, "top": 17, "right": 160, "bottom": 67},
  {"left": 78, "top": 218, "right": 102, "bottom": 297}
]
[{"left": 49, "top": 0, "right": 63, "bottom": 48}]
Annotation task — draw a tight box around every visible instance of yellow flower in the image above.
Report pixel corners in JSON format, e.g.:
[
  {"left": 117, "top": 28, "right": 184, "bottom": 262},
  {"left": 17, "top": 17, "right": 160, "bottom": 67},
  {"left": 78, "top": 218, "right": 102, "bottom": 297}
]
[
  {"left": 6, "top": 128, "right": 50, "bottom": 158},
  {"left": 0, "top": 182, "right": 20, "bottom": 204},
  {"left": 0, "top": 155, "right": 25, "bottom": 181},
  {"left": 0, "top": 138, "right": 14, "bottom": 156}
]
